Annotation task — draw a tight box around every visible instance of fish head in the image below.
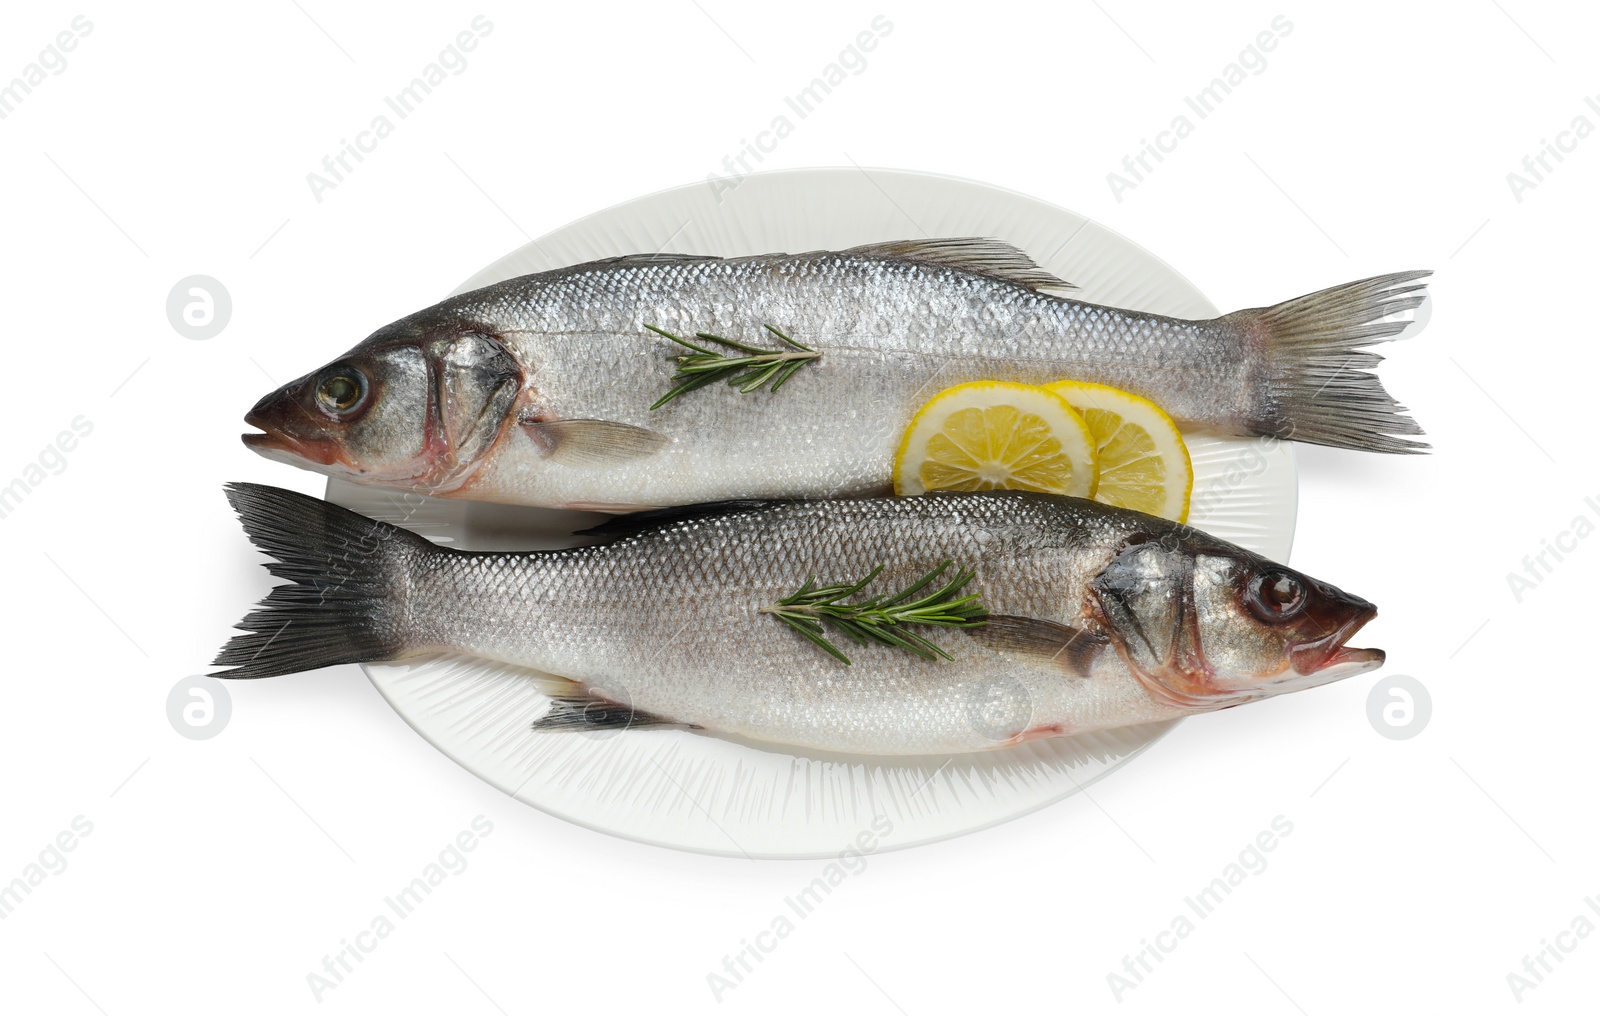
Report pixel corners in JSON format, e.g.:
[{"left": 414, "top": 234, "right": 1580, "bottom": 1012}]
[
  {"left": 243, "top": 318, "right": 522, "bottom": 494},
  {"left": 1088, "top": 535, "right": 1383, "bottom": 711}
]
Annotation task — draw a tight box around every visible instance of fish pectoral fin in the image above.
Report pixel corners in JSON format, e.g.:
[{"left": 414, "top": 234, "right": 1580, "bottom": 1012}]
[
  {"left": 520, "top": 418, "right": 668, "bottom": 467},
  {"left": 531, "top": 691, "right": 698, "bottom": 733},
  {"left": 968, "top": 615, "right": 1108, "bottom": 678}
]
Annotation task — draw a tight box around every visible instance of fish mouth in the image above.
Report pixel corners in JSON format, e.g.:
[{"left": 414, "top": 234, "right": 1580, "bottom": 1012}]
[
  {"left": 242, "top": 407, "right": 350, "bottom": 469},
  {"left": 1289, "top": 603, "right": 1384, "bottom": 676}
]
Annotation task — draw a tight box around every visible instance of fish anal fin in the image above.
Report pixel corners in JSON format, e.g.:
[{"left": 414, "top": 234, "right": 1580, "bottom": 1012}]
[
  {"left": 520, "top": 418, "right": 668, "bottom": 467},
  {"left": 574, "top": 499, "right": 778, "bottom": 540},
  {"left": 969, "top": 614, "right": 1107, "bottom": 678},
  {"left": 844, "top": 238, "right": 1076, "bottom": 294},
  {"left": 531, "top": 691, "right": 698, "bottom": 733}
]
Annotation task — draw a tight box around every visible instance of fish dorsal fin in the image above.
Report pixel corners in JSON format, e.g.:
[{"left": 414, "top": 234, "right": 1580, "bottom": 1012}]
[
  {"left": 585, "top": 252, "right": 726, "bottom": 268},
  {"left": 574, "top": 499, "right": 784, "bottom": 541},
  {"left": 968, "top": 614, "right": 1108, "bottom": 678},
  {"left": 556, "top": 242, "right": 1074, "bottom": 292},
  {"left": 842, "top": 238, "right": 1076, "bottom": 294}
]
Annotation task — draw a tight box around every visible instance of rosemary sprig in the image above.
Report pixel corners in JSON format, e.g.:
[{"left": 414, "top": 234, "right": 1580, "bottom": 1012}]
[
  {"left": 645, "top": 323, "right": 819, "bottom": 410},
  {"left": 762, "top": 561, "right": 989, "bottom": 665}
]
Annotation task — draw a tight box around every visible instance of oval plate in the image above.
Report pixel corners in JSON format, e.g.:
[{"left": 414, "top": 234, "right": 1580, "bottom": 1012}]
[{"left": 328, "top": 168, "right": 1297, "bottom": 858}]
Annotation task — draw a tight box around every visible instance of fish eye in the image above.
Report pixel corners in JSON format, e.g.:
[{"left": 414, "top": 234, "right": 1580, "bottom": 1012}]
[
  {"left": 315, "top": 369, "right": 367, "bottom": 415},
  {"left": 1247, "top": 570, "right": 1305, "bottom": 620}
]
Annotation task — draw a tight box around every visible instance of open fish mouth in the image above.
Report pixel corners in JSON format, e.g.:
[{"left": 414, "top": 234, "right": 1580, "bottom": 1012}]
[
  {"left": 1288, "top": 604, "right": 1383, "bottom": 677},
  {"left": 242, "top": 424, "right": 349, "bottom": 468}
]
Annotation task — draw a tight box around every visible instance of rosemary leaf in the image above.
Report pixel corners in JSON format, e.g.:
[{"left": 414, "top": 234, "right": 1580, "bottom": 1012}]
[
  {"left": 773, "top": 613, "right": 853, "bottom": 665},
  {"left": 764, "top": 324, "right": 814, "bottom": 352},
  {"left": 694, "top": 331, "right": 772, "bottom": 356},
  {"left": 770, "top": 358, "right": 808, "bottom": 392},
  {"left": 649, "top": 370, "right": 727, "bottom": 411},
  {"left": 646, "top": 323, "right": 820, "bottom": 409},
  {"left": 643, "top": 323, "right": 717, "bottom": 356},
  {"left": 763, "top": 560, "right": 988, "bottom": 665}
]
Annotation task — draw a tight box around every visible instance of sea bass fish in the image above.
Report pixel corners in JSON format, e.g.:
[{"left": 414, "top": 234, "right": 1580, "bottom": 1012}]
[
  {"left": 214, "top": 483, "right": 1384, "bottom": 755},
  {"left": 242, "top": 240, "right": 1430, "bottom": 511}
]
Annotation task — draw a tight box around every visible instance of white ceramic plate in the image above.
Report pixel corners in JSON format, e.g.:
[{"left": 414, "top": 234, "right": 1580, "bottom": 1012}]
[{"left": 327, "top": 168, "right": 1297, "bottom": 858}]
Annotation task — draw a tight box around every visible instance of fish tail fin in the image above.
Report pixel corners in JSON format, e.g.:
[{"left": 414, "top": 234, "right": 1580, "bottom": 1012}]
[
  {"left": 212, "top": 482, "right": 432, "bottom": 679},
  {"left": 1228, "top": 270, "right": 1432, "bottom": 453}
]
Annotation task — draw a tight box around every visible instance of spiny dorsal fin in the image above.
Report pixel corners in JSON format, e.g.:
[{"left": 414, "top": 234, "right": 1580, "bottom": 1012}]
[
  {"left": 968, "top": 614, "right": 1108, "bottom": 678},
  {"left": 574, "top": 499, "right": 786, "bottom": 542},
  {"left": 559, "top": 241, "right": 1074, "bottom": 293},
  {"left": 842, "top": 238, "right": 1076, "bottom": 294},
  {"left": 587, "top": 252, "right": 726, "bottom": 267}
]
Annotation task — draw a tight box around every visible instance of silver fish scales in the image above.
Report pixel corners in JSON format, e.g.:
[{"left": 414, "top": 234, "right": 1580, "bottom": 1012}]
[
  {"left": 214, "top": 484, "right": 1385, "bottom": 755},
  {"left": 242, "top": 240, "right": 1430, "bottom": 510}
]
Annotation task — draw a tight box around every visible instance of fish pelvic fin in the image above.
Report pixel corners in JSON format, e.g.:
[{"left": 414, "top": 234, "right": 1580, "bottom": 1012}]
[
  {"left": 212, "top": 483, "right": 431, "bottom": 679},
  {"left": 1228, "top": 270, "right": 1432, "bottom": 454}
]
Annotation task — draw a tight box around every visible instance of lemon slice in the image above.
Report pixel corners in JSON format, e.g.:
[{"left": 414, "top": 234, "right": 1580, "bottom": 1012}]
[
  {"left": 1044, "top": 379, "right": 1192, "bottom": 522},
  {"left": 894, "top": 381, "right": 1097, "bottom": 497}
]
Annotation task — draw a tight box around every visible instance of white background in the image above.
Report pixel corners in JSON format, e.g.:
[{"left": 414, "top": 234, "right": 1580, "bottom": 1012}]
[{"left": 1, "top": 2, "right": 1595, "bottom": 1013}]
